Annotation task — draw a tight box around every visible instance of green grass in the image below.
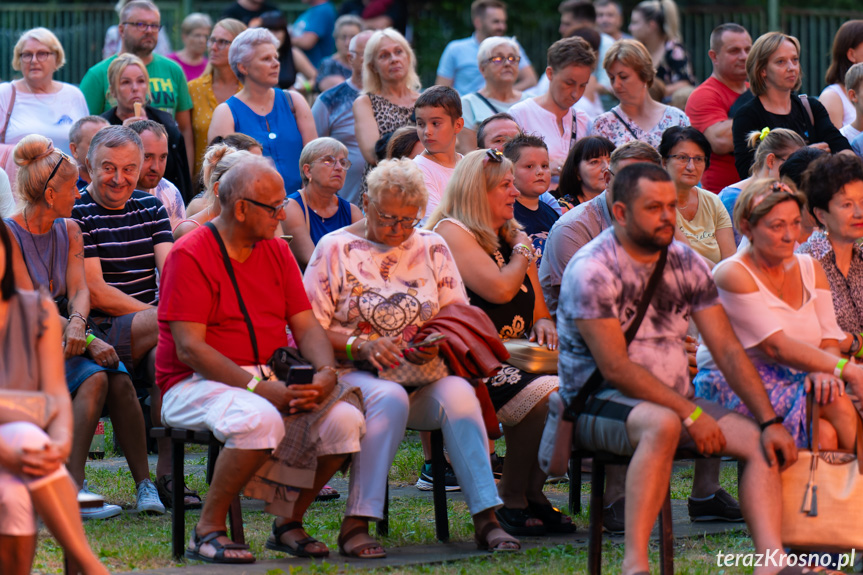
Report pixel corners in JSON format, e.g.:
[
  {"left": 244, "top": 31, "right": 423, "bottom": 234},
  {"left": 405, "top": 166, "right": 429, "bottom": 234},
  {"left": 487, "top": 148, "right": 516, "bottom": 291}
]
[{"left": 29, "top": 446, "right": 852, "bottom": 574}]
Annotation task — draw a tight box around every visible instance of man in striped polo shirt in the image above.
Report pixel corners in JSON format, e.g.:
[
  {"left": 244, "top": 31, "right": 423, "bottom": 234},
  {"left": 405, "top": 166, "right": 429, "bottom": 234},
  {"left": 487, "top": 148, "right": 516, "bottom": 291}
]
[{"left": 72, "top": 125, "right": 188, "bottom": 509}]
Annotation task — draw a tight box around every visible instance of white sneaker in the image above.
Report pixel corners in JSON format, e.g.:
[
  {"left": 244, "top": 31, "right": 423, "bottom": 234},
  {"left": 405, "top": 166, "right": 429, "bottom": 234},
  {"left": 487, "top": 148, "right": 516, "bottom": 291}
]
[
  {"left": 79, "top": 480, "right": 122, "bottom": 520},
  {"left": 136, "top": 478, "right": 166, "bottom": 515}
]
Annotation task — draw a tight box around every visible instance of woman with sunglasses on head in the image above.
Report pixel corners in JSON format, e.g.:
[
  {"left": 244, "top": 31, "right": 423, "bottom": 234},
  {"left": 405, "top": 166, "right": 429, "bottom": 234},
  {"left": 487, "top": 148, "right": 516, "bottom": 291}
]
[
  {"left": 304, "top": 158, "right": 516, "bottom": 557},
  {"left": 283, "top": 137, "right": 363, "bottom": 269},
  {"left": 188, "top": 18, "right": 247, "bottom": 177},
  {"left": 427, "top": 149, "right": 572, "bottom": 538},
  {"left": 694, "top": 178, "right": 863, "bottom": 449},
  {"left": 4, "top": 135, "right": 159, "bottom": 520},
  {"left": 732, "top": 32, "right": 850, "bottom": 179},
  {"left": 457, "top": 36, "right": 529, "bottom": 154},
  {"left": 660, "top": 126, "right": 735, "bottom": 267}
]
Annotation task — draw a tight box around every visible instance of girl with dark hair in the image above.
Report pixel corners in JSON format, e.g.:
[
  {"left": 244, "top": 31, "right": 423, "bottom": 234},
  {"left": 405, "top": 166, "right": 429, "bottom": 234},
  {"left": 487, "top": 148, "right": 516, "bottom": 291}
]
[
  {"left": 556, "top": 135, "right": 615, "bottom": 209},
  {"left": 820, "top": 20, "right": 863, "bottom": 129},
  {"left": 259, "top": 10, "right": 318, "bottom": 92}
]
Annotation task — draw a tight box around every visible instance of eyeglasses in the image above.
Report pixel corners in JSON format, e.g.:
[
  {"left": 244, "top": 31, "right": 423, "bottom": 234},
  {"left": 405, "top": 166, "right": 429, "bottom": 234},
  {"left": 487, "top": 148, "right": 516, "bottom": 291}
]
[
  {"left": 485, "top": 55, "right": 520, "bottom": 66},
  {"left": 207, "top": 37, "right": 232, "bottom": 49},
  {"left": 606, "top": 166, "right": 616, "bottom": 177},
  {"left": 668, "top": 154, "right": 707, "bottom": 166},
  {"left": 21, "top": 51, "right": 54, "bottom": 63},
  {"left": 314, "top": 155, "right": 352, "bottom": 170},
  {"left": 123, "top": 21, "right": 162, "bottom": 32},
  {"left": 43, "top": 153, "right": 68, "bottom": 194},
  {"left": 241, "top": 196, "right": 290, "bottom": 218},
  {"left": 368, "top": 199, "right": 421, "bottom": 229}
]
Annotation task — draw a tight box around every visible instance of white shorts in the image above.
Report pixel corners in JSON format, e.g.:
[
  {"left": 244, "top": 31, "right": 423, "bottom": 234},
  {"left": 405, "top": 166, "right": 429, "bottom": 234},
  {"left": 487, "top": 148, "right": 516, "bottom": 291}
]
[
  {"left": 0, "top": 422, "right": 68, "bottom": 536},
  {"left": 161, "top": 373, "right": 286, "bottom": 450}
]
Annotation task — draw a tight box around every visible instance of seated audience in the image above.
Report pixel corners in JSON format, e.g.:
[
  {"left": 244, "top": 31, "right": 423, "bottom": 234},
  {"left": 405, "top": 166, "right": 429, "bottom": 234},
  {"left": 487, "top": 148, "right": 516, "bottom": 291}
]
[
  {"left": 659, "top": 126, "right": 735, "bottom": 266},
  {"left": 101, "top": 54, "right": 193, "bottom": 203},
  {"left": 558, "top": 163, "right": 800, "bottom": 574},
  {"left": 70, "top": 126, "right": 195, "bottom": 510},
  {"left": 797, "top": 154, "right": 863, "bottom": 352},
  {"left": 504, "top": 134, "right": 557, "bottom": 265},
  {"left": 316, "top": 15, "right": 362, "bottom": 92},
  {"left": 68, "top": 116, "right": 110, "bottom": 191},
  {"left": 732, "top": 32, "right": 850, "bottom": 179},
  {"left": 128, "top": 120, "right": 187, "bottom": 229},
  {"left": 719, "top": 128, "right": 805, "bottom": 244},
  {"left": 414, "top": 86, "right": 464, "bottom": 220},
  {"left": 283, "top": 138, "right": 363, "bottom": 269},
  {"left": 188, "top": 18, "right": 247, "bottom": 177},
  {"left": 0, "top": 220, "right": 110, "bottom": 575},
  {"left": 428, "top": 150, "right": 571, "bottom": 537},
  {"left": 208, "top": 28, "right": 317, "bottom": 195},
  {"left": 157, "top": 156, "right": 363, "bottom": 563},
  {"left": 457, "top": 36, "right": 529, "bottom": 154},
  {"left": 591, "top": 39, "right": 690, "bottom": 148},
  {"left": 556, "top": 135, "right": 615, "bottom": 209},
  {"left": 174, "top": 145, "right": 254, "bottom": 241},
  {"left": 540, "top": 140, "right": 661, "bottom": 319},
  {"left": 695, "top": 177, "right": 861, "bottom": 449},
  {"left": 5, "top": 135, "right": 160, "bottom": 518},
  {"left": 311, "top": 30, "right": 374, "bottom": 206},
  {"left": 509, "top": 37, "right": 595, "bottom": 188},
  {"left": 820, "top": 20, "right": 863, "bottom": 129},
  {"left": 304, "top": 157, "right": 518, "bottom": 556},
  {"left": 167, "top": 13, "right": 212, "bottom": 81},
  {"left": 186, "top": 133, "right": 262, "bottom": 217}
]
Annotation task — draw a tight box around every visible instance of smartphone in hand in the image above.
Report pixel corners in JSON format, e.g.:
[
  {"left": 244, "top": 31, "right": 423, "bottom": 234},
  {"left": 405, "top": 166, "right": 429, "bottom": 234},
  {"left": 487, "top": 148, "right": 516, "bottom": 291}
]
[{"left": 286, "top": 365, "right": 314, "bottom": 384}]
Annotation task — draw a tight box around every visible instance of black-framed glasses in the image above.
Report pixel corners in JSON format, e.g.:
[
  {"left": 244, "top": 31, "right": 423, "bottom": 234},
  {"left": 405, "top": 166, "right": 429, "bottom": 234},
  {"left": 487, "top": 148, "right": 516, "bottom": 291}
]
[
  {"left": 207, "top": 37, "right": 232, "bottom": 49},
  {"left": 21, "top": 51, "right": 53, "bottom": 63},
  {"left": 123, "top": 21, "right": 162, "bottom": 32},
  {"left": 314, "top": 155, "right": 352, "bottom": 170},
  {"left": 668, "top": 154, "right": 707, "bottom": 166},
  {"left": 485, "top": 55, "right": 520, "bottom": 66},
  {"left": 43, "top": 154, "right": 67, "bottom": 194},
  {"left": 241, "top": 196, "right": 289, "bottom": 218},
  {"left": 368, "top": 199, "right": 421, "bottom": 229}
]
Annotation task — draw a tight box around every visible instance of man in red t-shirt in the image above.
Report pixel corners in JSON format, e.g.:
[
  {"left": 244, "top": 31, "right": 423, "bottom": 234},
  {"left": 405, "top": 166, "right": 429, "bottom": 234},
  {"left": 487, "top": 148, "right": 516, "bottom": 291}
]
[
  {"left": 156, "top": 157, "right": 363, "bottom": 563},
  {"left": 685, "top": 24, "right": 753, "bottom": 193}
]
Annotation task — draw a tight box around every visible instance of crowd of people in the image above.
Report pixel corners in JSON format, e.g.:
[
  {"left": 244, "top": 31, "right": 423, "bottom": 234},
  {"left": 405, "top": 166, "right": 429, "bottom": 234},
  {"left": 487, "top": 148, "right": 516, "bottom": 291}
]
[{"left": 3, "top": 0, "right": 863, "bottom": 573}]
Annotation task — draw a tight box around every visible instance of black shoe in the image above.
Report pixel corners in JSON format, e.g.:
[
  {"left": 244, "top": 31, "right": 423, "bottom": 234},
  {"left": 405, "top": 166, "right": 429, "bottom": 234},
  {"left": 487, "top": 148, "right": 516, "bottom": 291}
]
[
  {"left": 688, "top": 488, "right": 743, "bottom": 522},
  {"left": 495, "top": 506, "right": 546, "bottom": 536},
  {"left": 602, "top": 497, "right": 625, "bottom": 534},
  {"left": 490, "top": 453, "right": 504, "bottom": 481},
  {"left": 415, "top": 462, "right": 460, "bottom": 492}
]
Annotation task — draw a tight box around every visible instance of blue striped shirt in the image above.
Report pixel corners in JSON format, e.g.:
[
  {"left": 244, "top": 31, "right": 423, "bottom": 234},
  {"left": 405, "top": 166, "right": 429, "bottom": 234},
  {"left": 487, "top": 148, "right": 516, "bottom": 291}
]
[{"left": 72, "top": 190, "right": 173, "bottom": 310}]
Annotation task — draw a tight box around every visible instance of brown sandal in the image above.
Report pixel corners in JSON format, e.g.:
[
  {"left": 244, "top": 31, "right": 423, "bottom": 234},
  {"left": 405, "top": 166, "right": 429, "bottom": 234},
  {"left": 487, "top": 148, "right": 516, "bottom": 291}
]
[
  {"left": 475, "top": 522, "right": 521, "bottom": 552},
  {"left": 337, "top": 525, "right": 387, "bottom": 559}
]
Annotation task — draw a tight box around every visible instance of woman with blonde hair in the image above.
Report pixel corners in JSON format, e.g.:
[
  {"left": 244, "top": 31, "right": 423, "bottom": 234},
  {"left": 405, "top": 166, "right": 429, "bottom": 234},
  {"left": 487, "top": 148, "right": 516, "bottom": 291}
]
[
  {"left": 352, "top": 28, "right": 420, "bottom": 169},
  {"left": 173, "top": 144, "right": 254, "bottom": 240},
  {"left": 732, "top": 31, "right": 850, "bottom": 178},
  {"left": 719, "top": 128, "right": 805, "bottom": 244},
  {"left": 0, "top": 28, "right": 89, "bottom": 185},
  {"left": 188, "top": 18, "right": 247, "bottom": 176},
  {"left": 627, "top": 0, "right": 695, "bottom": 99},
  {"left": 426, "top": 149, "right": 572, "bottom": 537},
  {"left": 590, "top": 39, "right": 690, "bottom": 148}
]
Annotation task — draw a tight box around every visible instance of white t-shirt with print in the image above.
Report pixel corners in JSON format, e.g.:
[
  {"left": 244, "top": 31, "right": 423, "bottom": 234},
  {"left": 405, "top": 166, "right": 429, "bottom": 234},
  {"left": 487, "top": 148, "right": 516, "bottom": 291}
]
[{"left": 414, "top": 153, "right": 461, "bottom": 223}]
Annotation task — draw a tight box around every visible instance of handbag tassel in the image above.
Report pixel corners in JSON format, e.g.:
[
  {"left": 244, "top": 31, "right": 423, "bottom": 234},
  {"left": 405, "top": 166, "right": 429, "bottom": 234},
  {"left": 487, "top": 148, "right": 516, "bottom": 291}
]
[
  {"left": 808, "top": 485, "right": 818, "bottom": 516},
  {"left": 800, "top": 455, "right": 818, "bottom": 515}
]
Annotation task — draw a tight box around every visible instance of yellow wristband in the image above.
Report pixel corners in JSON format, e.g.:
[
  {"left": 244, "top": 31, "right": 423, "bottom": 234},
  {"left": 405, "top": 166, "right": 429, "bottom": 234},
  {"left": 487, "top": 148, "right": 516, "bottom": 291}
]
[{"left": 683, "top": 405, "right": 703, "bottom": 428}]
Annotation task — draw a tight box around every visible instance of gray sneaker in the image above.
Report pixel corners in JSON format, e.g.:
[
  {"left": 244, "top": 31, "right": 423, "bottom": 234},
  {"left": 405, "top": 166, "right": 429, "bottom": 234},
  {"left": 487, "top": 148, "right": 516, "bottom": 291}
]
[
  {"left": 136, "top": 479, "right": 166, "bottom": 515},
  {"left": 79, "top": 480, "right": 122, "bottom": 520}
]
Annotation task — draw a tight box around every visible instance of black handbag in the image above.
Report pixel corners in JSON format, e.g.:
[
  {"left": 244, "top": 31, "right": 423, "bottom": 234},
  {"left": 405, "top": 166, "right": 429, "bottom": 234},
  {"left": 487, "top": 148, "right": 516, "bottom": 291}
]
[
  {"left": 205, "top": 222, "right": 312, "bottom": 382},
  {"left": 539, "top": 247, "right": 668, "bottom": 476}
]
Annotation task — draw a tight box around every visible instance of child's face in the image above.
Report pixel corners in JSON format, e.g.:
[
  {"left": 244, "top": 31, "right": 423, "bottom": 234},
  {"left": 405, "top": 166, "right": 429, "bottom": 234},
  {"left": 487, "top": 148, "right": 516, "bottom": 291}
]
[
  {"left": 416, "top": 106, "right": 463, "bottom": 154},
  {"left": 512, "top": 146, "right": 550, "bottom": 198}
]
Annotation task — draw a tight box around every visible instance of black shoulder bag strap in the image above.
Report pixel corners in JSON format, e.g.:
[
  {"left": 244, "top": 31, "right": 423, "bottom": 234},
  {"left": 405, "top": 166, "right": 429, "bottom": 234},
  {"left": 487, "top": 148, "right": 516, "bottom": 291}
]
[
  {"left": 611, "top": 108, "right": 640, "bottom": 141},
  {"left": 205, "top": 221, "right": 265, "bottom": 378},
  {"left": 565, "top": 246, "right": 668, "bottom": 420},
  {"left": 473, "top": 92, "right": 500, "bottom": 115}
]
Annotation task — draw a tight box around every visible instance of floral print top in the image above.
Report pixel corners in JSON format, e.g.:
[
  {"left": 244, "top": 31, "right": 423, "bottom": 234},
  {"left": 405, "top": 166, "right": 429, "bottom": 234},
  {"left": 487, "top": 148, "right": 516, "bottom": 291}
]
[
  {"left": 589, "top": 105, "right": 690, "bottom": 148},
  {"left": 657, "top": 40, "right": 696, "bottom": 90}
]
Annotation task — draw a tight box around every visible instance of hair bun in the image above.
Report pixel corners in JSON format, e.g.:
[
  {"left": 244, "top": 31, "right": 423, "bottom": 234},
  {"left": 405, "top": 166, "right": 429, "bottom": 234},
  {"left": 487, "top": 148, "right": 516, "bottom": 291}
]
[{"left": 12, "top": 134, "right": 54, "bottom": 168}]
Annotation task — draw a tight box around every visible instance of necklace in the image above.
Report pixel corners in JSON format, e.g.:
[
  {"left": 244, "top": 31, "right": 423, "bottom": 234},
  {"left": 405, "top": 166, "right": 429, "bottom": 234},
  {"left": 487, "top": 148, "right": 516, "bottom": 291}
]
[
  {"left": 754, "top": 256, "right": 787, "bottom": 299},
  {"left": 22, "top": 208, "right": 56, "bottom": 294}
]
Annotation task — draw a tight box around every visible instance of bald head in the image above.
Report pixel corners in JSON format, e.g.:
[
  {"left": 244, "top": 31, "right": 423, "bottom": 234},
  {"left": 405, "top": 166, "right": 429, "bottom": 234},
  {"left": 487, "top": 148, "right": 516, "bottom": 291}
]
[
  {"left": 218, "top": 156, "right": 281, "bottom": 208},
  {"left": 349, "top": 30, "right": 375, "bottom": 79}
]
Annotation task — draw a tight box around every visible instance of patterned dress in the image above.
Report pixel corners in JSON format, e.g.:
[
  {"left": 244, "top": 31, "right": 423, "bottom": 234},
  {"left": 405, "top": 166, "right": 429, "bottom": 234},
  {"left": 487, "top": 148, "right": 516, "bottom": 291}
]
[
  {"left": 435, "top": 219, "right": 558, "bottom": 426},
  {"left": 590, "top": 105, "right": 690, "bottom": 149},
  {"left": 361, "top": 93, "right": 415, "bottom": 195}
]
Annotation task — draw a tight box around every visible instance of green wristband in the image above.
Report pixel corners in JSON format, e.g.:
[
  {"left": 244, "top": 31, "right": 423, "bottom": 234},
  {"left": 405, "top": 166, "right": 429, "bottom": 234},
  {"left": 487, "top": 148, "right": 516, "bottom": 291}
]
[
  {"left": 85, "top": 334, "right": 96, "bottom": 348},
  {"left": 855, "top": 334, "right": 863, "bottom": 359},
  {"left": 683, "top": 405, "right": 703, "bottom": 428},
  {"left": 835, "top": 358, "right": 850, "bottom": 380}
]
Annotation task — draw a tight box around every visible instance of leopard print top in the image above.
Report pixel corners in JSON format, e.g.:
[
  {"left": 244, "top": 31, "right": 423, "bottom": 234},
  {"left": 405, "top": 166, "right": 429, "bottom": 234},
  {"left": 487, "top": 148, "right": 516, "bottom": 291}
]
[{"left": 361, "top": 93, "right": 415, "bottom": 195}]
